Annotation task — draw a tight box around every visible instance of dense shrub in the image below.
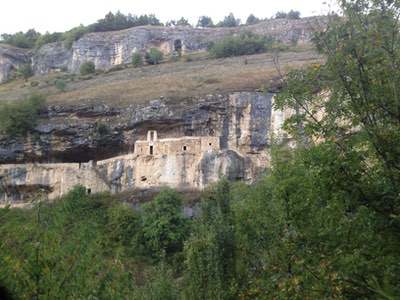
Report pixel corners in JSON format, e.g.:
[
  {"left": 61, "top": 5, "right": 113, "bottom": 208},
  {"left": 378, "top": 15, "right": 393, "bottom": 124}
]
[
  {"left": 54, "top": 79, "right": 66, "bottom": 91},
  {"left": 275, "top": 10, "right": 301, "bottom": 19},
  {"left": 79, "top": 61, "right": 96, "bottom": 75},
  {"left": 216, "top": 13, "right": 241, "bottom": 27},
  {"left": 0, "top": 94, "right": 45, "bottom": 136},
  {"left": 197, "top": 16, "right": 214, "bottom": 28},
  {"left": 0, "top": 29, "right": 40, "bottom": 48},
  {"left": 145, "top": 48, "right": 163, "bottom": 65},
  {"left": 34, "top": 32, "right": 63, "bottom": 48},
  {"left": 209, "top": 33, "right": 273, "bottom": 58},
  {"left": 141, "top": 189, "right": 188, "bottom": 257},
  {"left": 246, "top": 14, "right": 261, "bottom": 25},
  {"left": 62, "top": 25, "right": 88, "bottom": 49},
  {"left": 89, "top": 12, "right": 162, "bottom": 32},
  {"left": 132, "top": 51, "right": 143, "bottom": 67},
  {"left": 16, "top": 64, "right": 33, "bottom": 80}
]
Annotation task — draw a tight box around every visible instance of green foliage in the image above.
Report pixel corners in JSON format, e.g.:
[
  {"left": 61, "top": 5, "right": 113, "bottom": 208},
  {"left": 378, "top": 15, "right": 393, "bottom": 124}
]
[
  {"left": 62, "top": 25, "right": 88, "bottom": 49},
  {"left": 0, "top": 29, "right": 40, "bottom": 48},
  {"left": 54, "top": 79, "right": 66, "bottom": 92},
  {"left": 95, "top": 122, "right": 111, "bottom": 137},
  {"left": 34, "top": 31, "right": 63, "bottom": 48},
  {"left": 2, "top": 4, "right": 400, "bottom": 298},
  {"left": 132, "top": 51, "right": 143, "bottom": 67},
  {"left": 275, "top": 10, "right": 301, "bottom": 19},
  {"left": 217, "top": 13, "right": 241, "bottom": 27},
  {"left": 166, "top": 17, "right": 191, "bottom": 27},
  {"left": 89, "top": 11, "right": 162, "bottom": 32},
  {"left": 141, "top": 188, "right": 188, "bottom": 257},
  {"left": 0, "top": 187, "right": 138, "bottom": 299},
  {"left": 79, "top": 61, "right": 96, "bottom": 75},
  {"left": 0, "top": 94, "right": 45, "bottom": 137},
  {"left": 184, "top": 180, "right": 237, "bottom": 299},
  {"left": 16, "top": 64, "right": 33, "bottom": 80},
  {"left": 145, "top": 48, "right": 163, "bottom": 65},
  {"left": 209, "top": 32, "right": 273, "bottom": 58},
  {"left": 197, "top": 16, "right": 214, "bottom": 28},
  {"left": 246, "top": 14, "right": 261, "bottom": 25}
]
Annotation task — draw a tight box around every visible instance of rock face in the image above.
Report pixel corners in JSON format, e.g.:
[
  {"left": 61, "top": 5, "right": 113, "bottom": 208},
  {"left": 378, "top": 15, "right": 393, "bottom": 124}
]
[
  {"left": 0, "top": 17, "right": 324, "bottom": 82},
  {"left": 0, "top": 92, "right": 291, "bottom": 204},
  {"left": 0, "top": 45, "right": 30, "bottom": 83}
]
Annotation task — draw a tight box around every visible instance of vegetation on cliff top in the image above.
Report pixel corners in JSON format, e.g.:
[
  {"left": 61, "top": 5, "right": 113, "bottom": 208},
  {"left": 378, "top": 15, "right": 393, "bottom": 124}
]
[
  {"left": 0, "top": 94, "right": 45, "bottom": 137},
  {"left": 0, "top": 10, "right": 301, "bottom": 49}
]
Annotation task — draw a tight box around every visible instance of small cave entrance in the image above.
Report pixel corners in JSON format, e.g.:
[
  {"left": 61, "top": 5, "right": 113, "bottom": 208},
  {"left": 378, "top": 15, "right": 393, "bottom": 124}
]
[
  {"left": 87, "top": 188, "right": 91, "bottom": 195},
  {"left": 183, "top": 145, "right": 187, "bottom": 151},
  {"left": 174, "top": 39, "right": 182, "bottom": 53},
  {"left": 149, "top": 145, "right": 154, "bottom": 155}
]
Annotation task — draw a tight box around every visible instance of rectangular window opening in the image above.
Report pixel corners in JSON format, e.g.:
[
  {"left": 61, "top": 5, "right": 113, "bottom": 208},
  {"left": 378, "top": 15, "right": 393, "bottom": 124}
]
[{"left": 149, "top": 145, "right": 154, "bottom": 155}]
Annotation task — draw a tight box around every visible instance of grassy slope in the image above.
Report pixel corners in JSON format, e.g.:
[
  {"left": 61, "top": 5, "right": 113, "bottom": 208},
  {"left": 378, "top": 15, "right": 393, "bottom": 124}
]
[{"left": 0, "top": 48, "right": 323, "bottom": 107}]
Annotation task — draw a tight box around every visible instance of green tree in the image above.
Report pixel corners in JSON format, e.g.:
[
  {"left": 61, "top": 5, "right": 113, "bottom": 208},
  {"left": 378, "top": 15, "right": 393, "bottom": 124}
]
[
  {"left": 145, "top": 48, "right": 163, "bottom": 65},
  {"left": 217, "top": 13, "right": 241, "bottom": 27},
  {"left": 54, "top": 79, "right": 66, "bottom": 92},
  {"left": 275, "top": 11, "right": 288, "bottom": 19},
  {"left": 246, "top": 14, "right": 260, "bottom": 25},
  {"left": 209, "top": 32, "right": 273, "bottom": 58},
  {"left": 184, "top": 180, "right": 237, "bottom": 299},
  {"left": 62, "top": 25, "right": 88, "bottom": 49},
  {"left": 132, "top": 51, "right": 143, "bottom": 67},
  {"left": 287, "top": 10, "right": 301, "bottom": 19},
  {"left": 271, "top": 0, "right": 400, "bottom": 297},
  {"left": 16, "top": 64, "right": 33, "bottom": 80},
  {"left": 197, "top": 16, "right": 214, "bottom": 28},
  {"left": 1, "top": 29, "right": 40, "bottom": 48},
  {"left": 0, "top": 94, "right": 45, "bottom": 137},
  {"left": 141, "top": 188, "right": 188, "bottom": 257},
  {"left": 79, "top": 61, "right": 96, "bottom": 75}
]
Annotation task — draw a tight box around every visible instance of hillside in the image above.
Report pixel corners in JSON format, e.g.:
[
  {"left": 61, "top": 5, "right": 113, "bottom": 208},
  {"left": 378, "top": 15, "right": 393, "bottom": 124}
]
[{"left": 0, "top": 47, "right": 321, "bottom": 106}]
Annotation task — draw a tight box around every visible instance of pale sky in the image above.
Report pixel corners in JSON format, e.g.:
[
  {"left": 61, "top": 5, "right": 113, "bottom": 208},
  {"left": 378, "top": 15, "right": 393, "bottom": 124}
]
[{"left": 0, "top": 0, "right": 339, "bottom": 35}]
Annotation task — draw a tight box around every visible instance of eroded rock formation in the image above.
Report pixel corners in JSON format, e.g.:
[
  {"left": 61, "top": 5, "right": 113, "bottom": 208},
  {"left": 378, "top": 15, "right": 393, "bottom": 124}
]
[
  {"left": 0, "top": 92, "right": 291, "bottom": 204},
  {"left": 0, "top": 17, "right": 325, "bottom": 82}
]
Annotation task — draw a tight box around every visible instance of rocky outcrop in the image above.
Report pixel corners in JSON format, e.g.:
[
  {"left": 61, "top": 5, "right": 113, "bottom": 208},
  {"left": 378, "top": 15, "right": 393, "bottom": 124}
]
[
  {"left": 0, "top": 17, "right": 325, "bottom": 82},
  {"left": 0, "top": 92, "right": 291, "bottom": 204},
  {"left": 0, "top": 44, "right": 31, "bottom": 83}
]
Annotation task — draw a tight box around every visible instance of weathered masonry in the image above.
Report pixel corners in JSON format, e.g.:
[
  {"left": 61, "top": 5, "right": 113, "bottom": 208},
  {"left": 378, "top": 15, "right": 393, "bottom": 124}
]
[{"left": 0, "top": 92, "right": 293, "bottom": 205}]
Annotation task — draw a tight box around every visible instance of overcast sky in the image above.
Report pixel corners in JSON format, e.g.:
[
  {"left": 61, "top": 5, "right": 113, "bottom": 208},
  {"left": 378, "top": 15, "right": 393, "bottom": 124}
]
[{"left": 0, "top": 0, "right": 339, "bottom": 35}]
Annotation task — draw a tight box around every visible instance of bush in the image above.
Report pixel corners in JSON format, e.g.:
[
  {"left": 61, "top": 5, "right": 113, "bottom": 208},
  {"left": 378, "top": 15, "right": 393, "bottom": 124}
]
[
  {"left": 246, "top": 14, "right": 260, "bottom": 25},
  {"left": 79, "top": 61, "right": 96, "bottom": 75},
  {"left": 275, "top": 11, "right": 288, "bottom": 19},
  {"left": 197, "top": 16, "right": 214, "bottom": 28},
  {"left": 145, "top": 48, "right": 163, "bottom": 65},
  {"left": 62, "top": 25, "right": 88, "bottom": 49},
  {"left": 209, "top": 33, "right": 273, "bottom": 58},
  {"left": 54, "top": 79, "right": 66, "bottom": 92},
  {"left": 141, "top": 189, "right": 188, "bottom": 257},
  {"left": 288, "top": 10, "right": 301, "bottom": 19},
  {"left": 16, "top": 64, "right": 33, "bottom": 80},
  {"left": 132, "top": 51, "right": 143, "bottom": 67},
  {"left": 275, "top": 10, "right": 301, "bottom": 19},
  {"left": 1, "top": 29, "right": 40, "bottom": 48},
  {"left": 216, "top": 13, "right": 241, "bottom": 27},
  {"left": 0, "top": 94, "right": 46, "bottom": 136}
]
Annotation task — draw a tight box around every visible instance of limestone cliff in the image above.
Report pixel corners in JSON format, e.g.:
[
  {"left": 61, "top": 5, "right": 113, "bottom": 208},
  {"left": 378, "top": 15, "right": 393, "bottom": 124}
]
[
  {"left": 0, "top": 92, "right": 290, "bottom": 204},
  {"left": 0, "top": 45, "right": 31, "bottom": 83},
  {"left": 0, "top": 17, "right": 325, "bottom": 82}
]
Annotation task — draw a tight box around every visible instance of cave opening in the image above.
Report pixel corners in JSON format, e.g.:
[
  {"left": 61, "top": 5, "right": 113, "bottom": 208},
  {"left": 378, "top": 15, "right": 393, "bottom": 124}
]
[
  {"left": 149, "top": 145, "right": 154, "bottom": 155},
  {"left": 174, "top": 39, "right": 182, "bottom": 53}
]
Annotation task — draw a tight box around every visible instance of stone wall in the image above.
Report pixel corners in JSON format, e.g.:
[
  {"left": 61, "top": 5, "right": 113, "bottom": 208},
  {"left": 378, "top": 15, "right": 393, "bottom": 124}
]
[{"left": 0, "top": 92, "right": 294, "bottom": 205}]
